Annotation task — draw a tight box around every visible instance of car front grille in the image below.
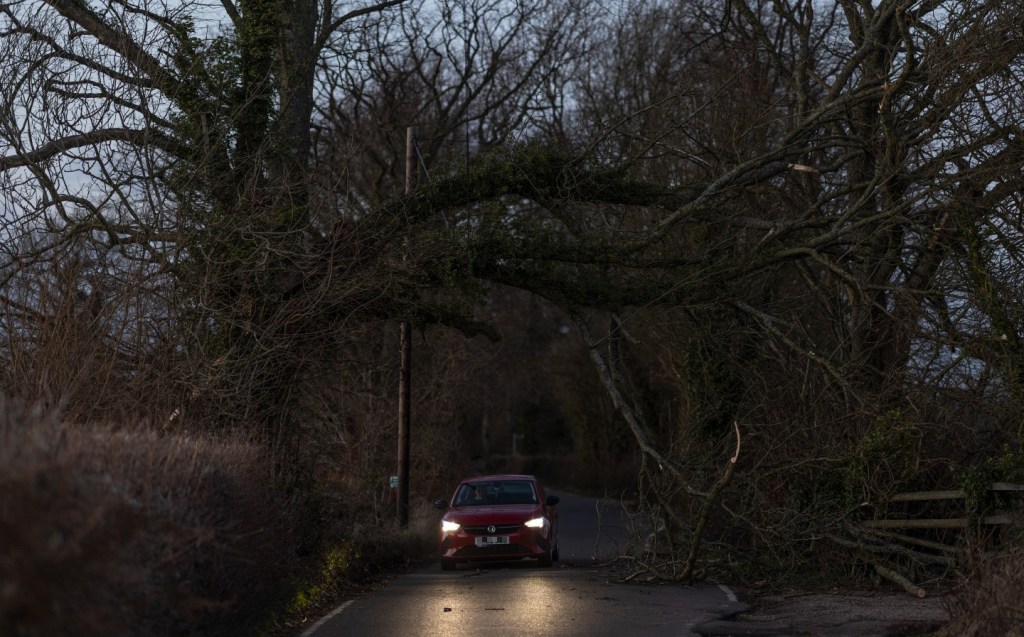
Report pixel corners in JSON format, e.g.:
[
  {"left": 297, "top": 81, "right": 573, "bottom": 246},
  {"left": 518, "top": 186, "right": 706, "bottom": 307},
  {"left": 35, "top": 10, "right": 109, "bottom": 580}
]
[{"left": 463, "top": 524, "right": 521, "bottom": 535}]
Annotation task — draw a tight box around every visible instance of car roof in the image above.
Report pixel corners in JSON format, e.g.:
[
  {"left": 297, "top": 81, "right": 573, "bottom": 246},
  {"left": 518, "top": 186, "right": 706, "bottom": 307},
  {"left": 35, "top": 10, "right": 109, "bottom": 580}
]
[{"left": 459, "top": 474, "right": 538, "bottom": 483}]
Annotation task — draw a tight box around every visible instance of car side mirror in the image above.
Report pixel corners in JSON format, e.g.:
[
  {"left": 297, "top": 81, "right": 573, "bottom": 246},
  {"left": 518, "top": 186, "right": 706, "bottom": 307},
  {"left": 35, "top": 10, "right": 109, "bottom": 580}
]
[
  {"left": 433, "top": 498, "right": 448, "bottom": 510},
  {"left": 545, "top": 495, "right": 560, "bottom": 506}
]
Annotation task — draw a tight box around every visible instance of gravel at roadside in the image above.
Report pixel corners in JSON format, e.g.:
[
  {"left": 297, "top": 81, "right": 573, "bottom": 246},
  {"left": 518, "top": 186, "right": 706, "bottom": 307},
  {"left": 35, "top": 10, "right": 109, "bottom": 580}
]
[{"left": 695, "top": 588, "right": 950, "bottom": 637}]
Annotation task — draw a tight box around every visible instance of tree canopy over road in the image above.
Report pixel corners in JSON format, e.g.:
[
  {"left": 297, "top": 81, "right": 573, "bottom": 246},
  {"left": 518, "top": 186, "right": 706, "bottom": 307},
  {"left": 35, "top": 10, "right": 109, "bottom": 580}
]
[{"left": 3, "top": 0, "right": 1024, "bottom": 623}]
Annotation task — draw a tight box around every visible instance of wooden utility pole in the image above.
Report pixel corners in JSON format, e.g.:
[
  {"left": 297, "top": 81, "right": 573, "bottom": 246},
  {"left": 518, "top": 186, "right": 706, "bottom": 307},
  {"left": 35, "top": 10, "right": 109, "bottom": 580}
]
[{"left": 397, "top": 126, "right": 414, "bottom": 528}]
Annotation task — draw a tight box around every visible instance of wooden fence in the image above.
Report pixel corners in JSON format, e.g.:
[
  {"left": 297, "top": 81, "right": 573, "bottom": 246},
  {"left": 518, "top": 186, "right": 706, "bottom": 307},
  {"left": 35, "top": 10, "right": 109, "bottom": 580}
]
[
  {"left": 838, "top": 482, "right": 1024, "bottom": 597},
  {"left": 861, "top": 482, "right": 1024, "bottom": 530}
]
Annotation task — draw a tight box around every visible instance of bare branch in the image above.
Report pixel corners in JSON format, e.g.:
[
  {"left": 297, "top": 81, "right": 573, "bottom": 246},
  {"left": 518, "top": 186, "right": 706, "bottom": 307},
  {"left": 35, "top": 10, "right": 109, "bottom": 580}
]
[{"left": 0, "top": 128, "right": 185, "bottom": 171}]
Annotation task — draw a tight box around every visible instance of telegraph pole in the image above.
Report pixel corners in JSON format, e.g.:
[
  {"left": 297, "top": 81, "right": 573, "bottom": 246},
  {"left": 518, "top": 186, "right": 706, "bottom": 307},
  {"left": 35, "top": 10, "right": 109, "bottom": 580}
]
[{"left": 396, "top": 126, "right": 414, "bottom": 528}]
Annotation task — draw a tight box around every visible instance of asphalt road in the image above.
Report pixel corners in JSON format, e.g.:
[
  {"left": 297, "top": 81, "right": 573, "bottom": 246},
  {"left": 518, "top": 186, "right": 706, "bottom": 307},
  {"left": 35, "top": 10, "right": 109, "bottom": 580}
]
[
  {"left": 549, "top": 489, "right": 638, "bottom": 564},
  {"left": 302, "top": 491, "right": 747, "bottom": 637}
]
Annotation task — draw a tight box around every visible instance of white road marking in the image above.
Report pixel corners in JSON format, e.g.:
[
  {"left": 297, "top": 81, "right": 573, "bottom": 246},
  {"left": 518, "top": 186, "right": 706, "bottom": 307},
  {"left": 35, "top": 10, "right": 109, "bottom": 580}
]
[
  {"left": 717, "top": 584, "right": 738, "bottom": 603},
  {"left": 300, "top": 599, "right": 355, "bottom": 637}
]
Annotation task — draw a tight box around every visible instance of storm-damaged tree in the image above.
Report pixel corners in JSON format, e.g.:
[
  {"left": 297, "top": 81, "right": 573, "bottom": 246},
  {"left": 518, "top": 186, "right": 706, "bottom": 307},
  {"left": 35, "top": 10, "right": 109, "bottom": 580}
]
[
  {"left": 334, "top": 0, "right": 1024, "bottom": 580},
  {"left": 4, "top": 0, "right": 1024, "bottom": 586},
  {"left": 540, "top": 0, "right": 1024, "bottom": 580}
]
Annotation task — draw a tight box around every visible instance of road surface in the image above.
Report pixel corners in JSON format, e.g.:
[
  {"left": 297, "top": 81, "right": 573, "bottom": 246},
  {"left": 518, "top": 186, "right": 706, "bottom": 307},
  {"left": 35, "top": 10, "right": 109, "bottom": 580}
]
[{"left": 302, "top": 491, "right": 747, "bottom": 637}]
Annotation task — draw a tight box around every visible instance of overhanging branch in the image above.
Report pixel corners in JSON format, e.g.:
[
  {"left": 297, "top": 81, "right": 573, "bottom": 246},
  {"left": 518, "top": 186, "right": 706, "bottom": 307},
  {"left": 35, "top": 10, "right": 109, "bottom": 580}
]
[{"left": 0, "top": 128, "right": 185, "bottom": 171}]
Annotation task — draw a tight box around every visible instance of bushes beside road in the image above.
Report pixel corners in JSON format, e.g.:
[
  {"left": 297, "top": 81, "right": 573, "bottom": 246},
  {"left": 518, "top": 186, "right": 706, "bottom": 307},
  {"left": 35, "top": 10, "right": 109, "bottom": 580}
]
[
  {"left": 0, "top": 395, "right": 443, "bottom": 637},
  {"left": 0, "top": 398, "right": 300, "bottom": 637}
]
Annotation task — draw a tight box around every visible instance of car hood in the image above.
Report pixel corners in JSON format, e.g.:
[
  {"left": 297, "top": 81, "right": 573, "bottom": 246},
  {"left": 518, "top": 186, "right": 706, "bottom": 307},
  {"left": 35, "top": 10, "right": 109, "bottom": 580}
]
[{"left": 445, "top": 504, "right": 541, "bottom": 525}]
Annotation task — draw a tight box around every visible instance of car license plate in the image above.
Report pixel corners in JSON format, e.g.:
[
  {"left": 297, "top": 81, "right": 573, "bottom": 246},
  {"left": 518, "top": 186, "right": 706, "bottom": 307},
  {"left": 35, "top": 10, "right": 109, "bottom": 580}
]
[{"left": 475, "top": 536, "right": 509, "bottom": 546}]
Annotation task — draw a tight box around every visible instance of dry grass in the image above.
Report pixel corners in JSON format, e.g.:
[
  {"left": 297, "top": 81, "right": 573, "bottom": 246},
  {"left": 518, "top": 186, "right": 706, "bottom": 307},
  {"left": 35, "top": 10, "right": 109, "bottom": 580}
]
[
  {"left": 0, "top": 397, "right": 299, "bottom": 637},
  {"left": 939, "top": 546, "right": 1024, "bottom": 637},
  {"left": 271, "top": 499, "right": 439, "bottom": 636}
]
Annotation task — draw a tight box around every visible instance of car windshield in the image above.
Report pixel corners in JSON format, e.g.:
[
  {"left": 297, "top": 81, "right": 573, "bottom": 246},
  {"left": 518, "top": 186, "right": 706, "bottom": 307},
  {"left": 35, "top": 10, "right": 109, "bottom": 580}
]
[{"left": 454, "top": 480, "right": 538, "bottom": 506}]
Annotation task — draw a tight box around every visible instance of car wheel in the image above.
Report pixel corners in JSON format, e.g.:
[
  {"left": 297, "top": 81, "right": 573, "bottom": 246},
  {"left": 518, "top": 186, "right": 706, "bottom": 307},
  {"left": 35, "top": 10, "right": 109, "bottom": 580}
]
[{"left": 441, "top": 559, "right": 456, "bottom": 571}]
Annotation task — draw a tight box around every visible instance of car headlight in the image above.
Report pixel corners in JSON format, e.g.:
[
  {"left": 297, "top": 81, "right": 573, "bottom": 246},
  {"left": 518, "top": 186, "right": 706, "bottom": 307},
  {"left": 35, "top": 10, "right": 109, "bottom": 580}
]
[
  {"left": 524, "top": 516, "right": 547, "bottom": 529},
  {"left": 441, "top": 520, "right": 461, "bottom": 533}
]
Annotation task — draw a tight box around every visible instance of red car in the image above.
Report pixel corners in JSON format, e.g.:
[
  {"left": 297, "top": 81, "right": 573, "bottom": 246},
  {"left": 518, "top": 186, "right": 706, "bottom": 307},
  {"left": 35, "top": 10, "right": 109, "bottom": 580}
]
[{"left": 434, "top": 474, "right": 559, "bottom": 571}]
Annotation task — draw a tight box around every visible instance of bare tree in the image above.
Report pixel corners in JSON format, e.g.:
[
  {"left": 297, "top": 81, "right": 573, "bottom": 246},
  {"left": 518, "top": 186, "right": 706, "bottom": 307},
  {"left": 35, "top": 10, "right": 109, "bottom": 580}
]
[
  {"left": 0, "top": 0, "right": 406, "bottom": 434},
  {"left": 311, "top": 0, "right": 588, "bottom": 218}
]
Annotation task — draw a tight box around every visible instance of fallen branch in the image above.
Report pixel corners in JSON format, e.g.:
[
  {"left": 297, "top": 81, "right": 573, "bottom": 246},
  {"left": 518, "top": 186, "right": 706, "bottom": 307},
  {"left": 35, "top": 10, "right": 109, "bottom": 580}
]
[
  {"left": 681, "top": 421, "right": 741, "bottom": 583},
  {"left": 829, "top": 533, "right": 954, "bottom": 567},
  {"left": 575, "top": 312, "right": 743, "bottom": 583},
  {"left": 573, "top": 312, "right": 706, "bottom": 497},
  {"left": 854, "top": 525, "right": 965, "bottom": 556},
  {"left": 615, "top": 554, "right": 687, "bottom": 582},
  {"left": 858, "top": 552, "right": 927, "bottom": 599}
]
